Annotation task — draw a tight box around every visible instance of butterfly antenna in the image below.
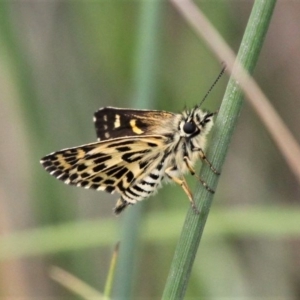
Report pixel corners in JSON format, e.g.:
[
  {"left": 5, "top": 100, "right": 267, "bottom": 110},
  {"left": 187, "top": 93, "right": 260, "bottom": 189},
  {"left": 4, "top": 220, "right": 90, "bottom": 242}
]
[{"left": 199, "top": 64, "right": 226, "bottom": 107}]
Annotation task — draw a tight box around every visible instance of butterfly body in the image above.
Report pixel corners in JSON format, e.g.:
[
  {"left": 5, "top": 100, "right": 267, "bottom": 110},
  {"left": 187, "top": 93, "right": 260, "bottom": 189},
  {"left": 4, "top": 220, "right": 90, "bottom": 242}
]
[{"left": 41, "top": 106, "right": 217, "bottom": 214}]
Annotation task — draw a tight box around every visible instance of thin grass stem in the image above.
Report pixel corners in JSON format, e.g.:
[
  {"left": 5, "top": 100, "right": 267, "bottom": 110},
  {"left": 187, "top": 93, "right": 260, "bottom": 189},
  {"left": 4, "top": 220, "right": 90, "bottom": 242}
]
[{"left": 162, "top": 1, "right": 277, "bottom": 298}]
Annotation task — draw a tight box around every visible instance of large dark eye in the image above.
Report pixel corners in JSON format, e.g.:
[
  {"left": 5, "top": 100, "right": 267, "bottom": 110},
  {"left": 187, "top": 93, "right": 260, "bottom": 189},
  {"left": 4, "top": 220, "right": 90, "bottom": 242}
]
[{"left": 183, "top": 122, "right": 196, "bottom": 134}]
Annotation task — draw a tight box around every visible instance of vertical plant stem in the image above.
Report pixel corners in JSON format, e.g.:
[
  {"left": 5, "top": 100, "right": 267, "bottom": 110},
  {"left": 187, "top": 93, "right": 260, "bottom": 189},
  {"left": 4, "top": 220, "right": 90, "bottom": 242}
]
[
  {"left": 162, "top": 0, "right": 277, "bottom": 299},
  {"left": 113, "top": 2, "right": 163, "bottom": 299}
]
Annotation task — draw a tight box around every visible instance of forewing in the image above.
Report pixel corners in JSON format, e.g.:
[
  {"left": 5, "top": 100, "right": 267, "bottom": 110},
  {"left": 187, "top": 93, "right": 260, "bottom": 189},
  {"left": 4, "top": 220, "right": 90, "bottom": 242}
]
[
  {"left": 93, "top": 106, "right": 175, "bottom": 140},
  {"left": 40, "top": 135, "right": 168, "bottom": 195}
]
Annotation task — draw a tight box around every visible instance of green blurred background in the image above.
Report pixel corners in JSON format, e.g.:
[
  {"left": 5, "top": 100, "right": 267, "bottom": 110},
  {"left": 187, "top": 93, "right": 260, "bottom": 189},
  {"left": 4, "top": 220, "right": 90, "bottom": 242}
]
[{"left": 1, "top": 1, "right": 300, "bottom": 299}]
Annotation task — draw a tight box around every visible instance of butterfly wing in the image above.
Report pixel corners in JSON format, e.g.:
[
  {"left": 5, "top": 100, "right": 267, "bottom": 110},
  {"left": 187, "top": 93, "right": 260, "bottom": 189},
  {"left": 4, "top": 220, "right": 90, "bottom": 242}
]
[
  {"left": 93, "top": 107, "right": 175, "bottom": 140},
  {"left": 40, "top": 135, "right": 168, "bottom": 195}
]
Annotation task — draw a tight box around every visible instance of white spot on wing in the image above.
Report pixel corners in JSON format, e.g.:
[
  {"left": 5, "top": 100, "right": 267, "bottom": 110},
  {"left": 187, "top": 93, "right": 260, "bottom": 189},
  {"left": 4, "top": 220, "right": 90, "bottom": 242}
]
[{"left": 114, "top": 114, "right": 121, "bottom": 128}]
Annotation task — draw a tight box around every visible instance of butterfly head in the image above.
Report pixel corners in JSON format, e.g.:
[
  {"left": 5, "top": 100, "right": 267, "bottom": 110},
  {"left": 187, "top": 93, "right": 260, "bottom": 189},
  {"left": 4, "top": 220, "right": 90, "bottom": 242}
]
[{"left": 180, "top": 106, "right": 214, "bottom": 139}]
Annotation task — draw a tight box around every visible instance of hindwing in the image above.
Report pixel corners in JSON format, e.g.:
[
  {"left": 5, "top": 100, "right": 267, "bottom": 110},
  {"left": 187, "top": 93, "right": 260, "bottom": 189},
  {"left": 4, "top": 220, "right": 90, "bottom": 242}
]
[
  {"left": 93, "top": 107, "right": 175, "bottom": 141},
  {"left": 40, "top": 135, "right": 168, "bottom": 195}
]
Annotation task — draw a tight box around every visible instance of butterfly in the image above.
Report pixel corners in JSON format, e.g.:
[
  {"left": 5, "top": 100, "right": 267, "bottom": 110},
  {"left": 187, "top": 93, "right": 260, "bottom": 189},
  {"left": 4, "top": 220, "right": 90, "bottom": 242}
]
[
  {"left": 40, "top": 106, "right": 219, "bottom": 214},
  {"left": 40, "top": 67, "right": 225, "bottom": 214}
]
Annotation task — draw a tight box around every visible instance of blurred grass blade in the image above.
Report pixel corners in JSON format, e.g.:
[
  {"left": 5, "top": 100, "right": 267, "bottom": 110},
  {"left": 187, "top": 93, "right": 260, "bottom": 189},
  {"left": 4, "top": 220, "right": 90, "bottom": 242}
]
[
  {"left": 162, "top": 0, "right": 277, "bottom": 299},
  {"left": 1, "top": 207, "right": 300, "bottom": 261},
  {"left": 103, "top": 242, "right": 120, "bottom": 299},
  {"left": 50, "top": 266, "right": 105, "bottom": 300},
  {"left": 113, "top": 1, "right": 163, "bottom": 299}
]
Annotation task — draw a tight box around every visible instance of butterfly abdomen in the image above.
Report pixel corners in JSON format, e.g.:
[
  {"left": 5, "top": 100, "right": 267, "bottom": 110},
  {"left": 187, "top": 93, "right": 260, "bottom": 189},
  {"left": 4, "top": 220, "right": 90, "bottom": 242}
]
[{"left": 121, "top": 160, "right": 166, "bottom": 204}]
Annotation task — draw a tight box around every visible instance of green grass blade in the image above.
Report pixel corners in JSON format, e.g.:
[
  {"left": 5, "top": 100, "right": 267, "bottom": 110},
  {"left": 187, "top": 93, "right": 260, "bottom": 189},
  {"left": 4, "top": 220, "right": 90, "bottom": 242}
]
[
  {"left": 162, "top": 0, "right": 277, "bottom": 299},
  {"left": 1, "top": 206, "right": 299, "bottom": 261},
  {"left": 113, "top": 2, "right": 163, "bottom": 299}
]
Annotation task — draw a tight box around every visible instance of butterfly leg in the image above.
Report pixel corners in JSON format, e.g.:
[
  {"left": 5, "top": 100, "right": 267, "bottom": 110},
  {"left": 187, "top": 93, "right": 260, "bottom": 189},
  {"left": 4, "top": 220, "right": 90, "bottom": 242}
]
[
  {"left": 165, "top": 167, "right": 200, "bottom": 214},
  {"left": 199, "top": 149, "right": 220, "bottom": 175},
  {"left": 114, "top": 197, "right": 130, "bottom": 215},
  {"left": 192, "top": 147, "right": 220, "bottom": 175},
  {"left": 183, "top": 156, "right": 215, "bottom": 193}
]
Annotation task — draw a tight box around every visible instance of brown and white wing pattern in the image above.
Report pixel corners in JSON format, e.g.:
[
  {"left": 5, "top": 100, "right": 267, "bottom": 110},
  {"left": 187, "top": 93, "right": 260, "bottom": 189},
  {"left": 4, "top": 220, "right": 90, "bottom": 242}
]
[{"left": 93, "top": 107, "right": 175, "bottom": 141}]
